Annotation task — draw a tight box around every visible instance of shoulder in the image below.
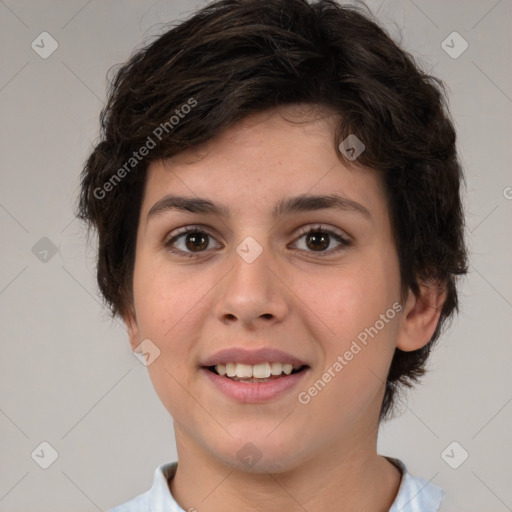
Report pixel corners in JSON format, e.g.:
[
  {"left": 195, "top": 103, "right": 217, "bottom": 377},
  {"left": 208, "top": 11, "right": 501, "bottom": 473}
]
[
  {"left": 387, "top": 457, "right": 445, "bottom": 512},
  {"left": 106, "top": 491, "right": 150, "bottom": 512},
  {"left": 106, "top": 462, "right": 179, "bottom": 512}
]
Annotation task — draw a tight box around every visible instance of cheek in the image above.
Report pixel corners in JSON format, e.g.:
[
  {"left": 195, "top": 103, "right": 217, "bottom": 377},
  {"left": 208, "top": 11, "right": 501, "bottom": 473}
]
[
  {"left": 146, "top": 362, "right": 203, "bottom": 434},
  {"left": 293, "top": 252, "right": 400, "bottom": 403},
  {"left": 297, "top": 258, "right": 399, "bottom": 342},
  {"left": 132, "top": 254, "right": 200, "bottom": 337}
]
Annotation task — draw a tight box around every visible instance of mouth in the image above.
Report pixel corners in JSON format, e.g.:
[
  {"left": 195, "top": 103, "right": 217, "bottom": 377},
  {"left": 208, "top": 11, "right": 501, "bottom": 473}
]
[
  {"left": 204, "top": 362, "right": 309, "bottom": 383},
  {"left": 200, "top": 347, "right": 311, "bottom": 402},
  {"left": 201, "top": 362, "right": 310, "bottom": 403}
]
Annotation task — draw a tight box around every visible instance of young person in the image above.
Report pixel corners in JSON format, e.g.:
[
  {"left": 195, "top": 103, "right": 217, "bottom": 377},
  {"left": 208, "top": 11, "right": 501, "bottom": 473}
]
[{"left": 78, "top": 1, "right": 468, "bottom": 510}]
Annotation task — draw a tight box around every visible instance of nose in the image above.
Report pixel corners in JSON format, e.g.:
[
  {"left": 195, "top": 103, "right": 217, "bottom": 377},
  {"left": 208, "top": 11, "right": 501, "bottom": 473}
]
[{"left": 213, "top": 238, "right": 290, "bottom": 329}]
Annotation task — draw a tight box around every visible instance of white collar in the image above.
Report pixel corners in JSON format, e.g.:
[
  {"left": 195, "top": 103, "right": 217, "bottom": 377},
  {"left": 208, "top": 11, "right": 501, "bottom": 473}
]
[{"left": 110, "top": 457, "right": 444, "bottom": 512}]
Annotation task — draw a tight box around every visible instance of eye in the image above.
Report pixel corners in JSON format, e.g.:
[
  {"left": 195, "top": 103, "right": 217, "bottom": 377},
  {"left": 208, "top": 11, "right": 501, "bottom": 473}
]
[
  {"left": 164, "top": 226, "right": 221, "bottom": 257},
  {"left": 164, "top": 224, "right": 351, "bottom": 258},
  {"left": 291, "top": 225, "right": 351, "bottom": 255}
]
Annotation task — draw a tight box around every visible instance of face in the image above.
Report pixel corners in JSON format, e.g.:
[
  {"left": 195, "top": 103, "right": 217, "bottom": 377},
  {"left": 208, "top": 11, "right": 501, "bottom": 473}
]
[{"left": 126, "top": 105, "right": 405, "bottom": 473}]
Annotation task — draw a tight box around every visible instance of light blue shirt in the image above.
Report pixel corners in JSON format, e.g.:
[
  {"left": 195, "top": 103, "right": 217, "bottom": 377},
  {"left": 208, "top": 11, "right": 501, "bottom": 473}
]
[{"left": 108, "top": 457, "right": 444, "bottom": 512}]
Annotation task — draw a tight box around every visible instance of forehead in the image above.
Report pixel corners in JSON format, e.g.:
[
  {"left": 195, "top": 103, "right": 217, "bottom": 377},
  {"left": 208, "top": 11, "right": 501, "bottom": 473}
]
[{"left": 142, "top": 105, "right": 387, "bottom": 220}]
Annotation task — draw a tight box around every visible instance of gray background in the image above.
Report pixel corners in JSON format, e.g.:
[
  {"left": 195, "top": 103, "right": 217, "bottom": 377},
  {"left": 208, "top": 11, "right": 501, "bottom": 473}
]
[{"left": 1, "top": 0, "right": 511, "bottom": 510}]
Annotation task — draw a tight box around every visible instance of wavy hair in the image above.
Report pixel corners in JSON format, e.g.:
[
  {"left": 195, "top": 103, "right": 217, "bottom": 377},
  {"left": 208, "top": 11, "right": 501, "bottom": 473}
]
[{"left": 77, "top": 0, "right": 468, "bottom": 421}]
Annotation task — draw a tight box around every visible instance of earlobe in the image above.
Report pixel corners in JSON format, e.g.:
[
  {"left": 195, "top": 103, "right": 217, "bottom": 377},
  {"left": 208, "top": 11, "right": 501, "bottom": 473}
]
[
  {"left": 123, "top": 308, "right": 141, "bottom": 351},
  {"left": 396, "top": 280, "right": 447, "bottom": 352}
]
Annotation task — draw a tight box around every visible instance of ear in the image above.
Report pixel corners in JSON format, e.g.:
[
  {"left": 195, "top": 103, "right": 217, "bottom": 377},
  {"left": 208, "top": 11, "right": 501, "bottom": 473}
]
[
  {"left": 396, "top": 279, "right": 447, "bottom": 352},
  {"left": 123, "top": 307, "right": 141, "bottom": 352}
]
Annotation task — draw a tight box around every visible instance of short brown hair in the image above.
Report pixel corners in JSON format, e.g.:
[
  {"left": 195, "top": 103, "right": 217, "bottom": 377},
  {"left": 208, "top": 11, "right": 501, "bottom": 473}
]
[{"left": 77, "top": 0, "right": 468, "bottom": 421}]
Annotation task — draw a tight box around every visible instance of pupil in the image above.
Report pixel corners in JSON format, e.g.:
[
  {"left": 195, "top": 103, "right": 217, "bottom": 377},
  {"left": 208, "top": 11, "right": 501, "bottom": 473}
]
[
  {"left": 307, "top": 232, "right": 329, "bottom": 251},
  {"left": 184, "top": 232, "right": 330, "bottom": 252},
  {"left": 186, "top": 233, "right": 208, "bottom": 251}
]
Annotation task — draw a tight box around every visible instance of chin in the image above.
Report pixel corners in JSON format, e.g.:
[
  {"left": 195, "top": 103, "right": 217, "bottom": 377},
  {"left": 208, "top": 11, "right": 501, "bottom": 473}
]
[{"left": 209, "top": 430, "right": 308, "bottom": 474}]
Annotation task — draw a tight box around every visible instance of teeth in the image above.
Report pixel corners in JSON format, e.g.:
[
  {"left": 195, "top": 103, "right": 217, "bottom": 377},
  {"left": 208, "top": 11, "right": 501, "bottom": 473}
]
[
  {"left": 270, "top": 362, "right": 283, "bottom": 376},
  {"left": 253, "top": 363, "right": 271, "bottom": 378},
  {"left": 236, "top": 363, "right": 253, "bottom": 378},
  {"left": 226, "top": 362, "right": 236, "bottom": 377},
  {"left": 282, "top": 363, "right": 293, "bottom": 375},
  {"left": 214, "top": 362, "right": 299, "bottom": 379}
]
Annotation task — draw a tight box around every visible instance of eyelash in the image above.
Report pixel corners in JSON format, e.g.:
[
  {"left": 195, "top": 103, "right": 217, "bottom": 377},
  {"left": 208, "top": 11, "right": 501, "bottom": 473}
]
[{"left": 163, "top": 224, "right": 351, "bottom": 258}]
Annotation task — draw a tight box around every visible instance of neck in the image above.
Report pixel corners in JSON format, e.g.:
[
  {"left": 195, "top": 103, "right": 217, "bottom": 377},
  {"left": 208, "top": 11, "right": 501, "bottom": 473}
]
[{"left": 169, "top": 421, "right": 401, "bottom": 512}]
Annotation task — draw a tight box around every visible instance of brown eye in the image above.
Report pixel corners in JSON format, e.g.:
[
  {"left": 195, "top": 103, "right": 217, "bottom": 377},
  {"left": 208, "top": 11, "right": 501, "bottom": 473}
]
[
  {"left": 165, "top": 226, "right": 220, "bottom": 257},
  {"left": 184, "top": 232, "right": 209, "bottom": 252},
  {"left": 293, "top": 226, "right": 351, "bottom": 255},
  {"left": 305, "top": 232, "right": 330, "bottom": 251}
]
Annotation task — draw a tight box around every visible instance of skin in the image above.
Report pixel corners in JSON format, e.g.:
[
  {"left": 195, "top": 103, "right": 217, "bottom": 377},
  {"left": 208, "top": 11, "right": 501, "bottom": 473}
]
[{"left": 125, "top": 104, "right": 445, "bottom": 512}]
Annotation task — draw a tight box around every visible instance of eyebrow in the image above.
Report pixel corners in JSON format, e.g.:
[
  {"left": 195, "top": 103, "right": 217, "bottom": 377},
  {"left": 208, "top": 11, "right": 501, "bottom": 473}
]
[{"left": 147, "top": 193, "right": 372, "bottom": 222}]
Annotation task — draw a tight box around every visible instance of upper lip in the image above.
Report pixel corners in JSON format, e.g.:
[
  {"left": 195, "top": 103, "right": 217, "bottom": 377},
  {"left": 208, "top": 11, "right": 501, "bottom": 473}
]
[{"left": 201, "top": 347, "right": 309, "bottom": 367}]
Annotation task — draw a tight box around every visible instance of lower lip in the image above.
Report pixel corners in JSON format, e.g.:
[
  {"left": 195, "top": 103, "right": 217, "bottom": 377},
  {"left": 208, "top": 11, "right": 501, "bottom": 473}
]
[{"left": 201, "top": 368, "right": 309, "bottom": 403}]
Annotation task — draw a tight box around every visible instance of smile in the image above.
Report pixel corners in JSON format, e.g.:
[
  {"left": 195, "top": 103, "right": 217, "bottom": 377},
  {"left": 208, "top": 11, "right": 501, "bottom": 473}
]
[
  {"left": 208, "top": 362, "right": 306, "bottom": 382},
  {"left": 202, "top": 364, "right": 310, "bottom": 403}
]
